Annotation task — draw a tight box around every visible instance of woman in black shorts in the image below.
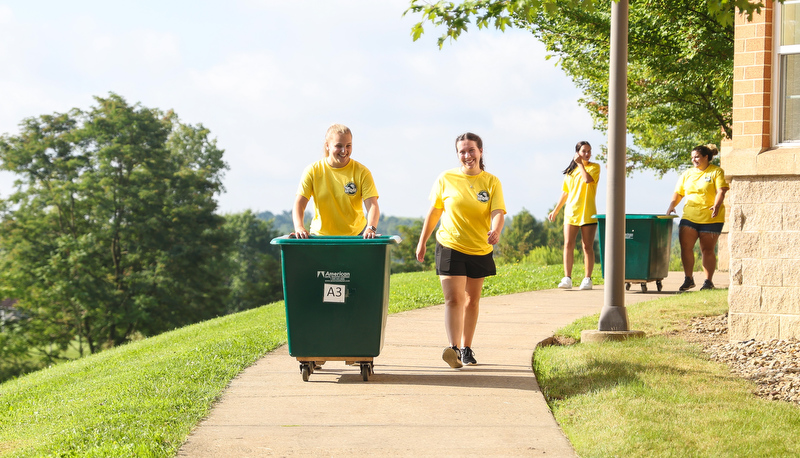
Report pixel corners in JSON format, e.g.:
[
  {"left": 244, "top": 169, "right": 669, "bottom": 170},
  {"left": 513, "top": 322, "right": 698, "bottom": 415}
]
[
  {"left": 666, "top": 144, "right": 729, "bottom": 291},
  {"left": 416, "top": 133, "right": 506, "bottom": 368}
]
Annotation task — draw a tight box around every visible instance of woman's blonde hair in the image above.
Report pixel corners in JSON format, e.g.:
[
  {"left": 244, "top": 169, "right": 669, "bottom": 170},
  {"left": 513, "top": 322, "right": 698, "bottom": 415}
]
[{"left": 323, "top": 123, "right": 352, "bottom": 156}]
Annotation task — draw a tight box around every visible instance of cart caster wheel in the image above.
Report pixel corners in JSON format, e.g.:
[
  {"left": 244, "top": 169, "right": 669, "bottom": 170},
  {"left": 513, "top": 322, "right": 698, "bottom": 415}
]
[
  {"left": 625, "top": 282, "right": 631, "bottom": 291},
  {"left": 301, "top": 364, "right": 311, "bottom": 382},
  {"left": 640, "top": 283, "right": 648, "bottom": 292},
  {"left": 656, "top": 280, "right": 663, "bottom": 292},
  {"left": 360, "top": 363, "right": 371, "bottom": 382}
]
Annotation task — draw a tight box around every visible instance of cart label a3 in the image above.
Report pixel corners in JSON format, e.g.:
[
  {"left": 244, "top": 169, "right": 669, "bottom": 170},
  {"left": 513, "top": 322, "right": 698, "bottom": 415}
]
[
  {"left": 322, "top": 283, "right": 346, "bottom": 303},
  {"left": 316, "top": 271, "right": 351, "bottom": 282}
]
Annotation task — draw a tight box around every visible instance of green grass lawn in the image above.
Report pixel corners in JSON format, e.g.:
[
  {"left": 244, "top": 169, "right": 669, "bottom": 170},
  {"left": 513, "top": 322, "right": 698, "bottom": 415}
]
[
  {"left": 0, "top": 262, "right": 574, "bottom": 457},
  {"left": 8, "top": 264, "right": 797, "bottom": 458},
  {"left": 534, "top": 289, "right": 800, "bottom": 457}
]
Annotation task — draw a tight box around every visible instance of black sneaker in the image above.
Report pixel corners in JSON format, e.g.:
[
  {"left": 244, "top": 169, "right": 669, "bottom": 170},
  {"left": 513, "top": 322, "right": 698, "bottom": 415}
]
[
  {"left": 700, "top": 280, "right": 714, "bottom": 291},
  {"left": 442, "top": 346, "right": 463, "bottom": 368},
  {"left": 461, "top": 346, "right": 477, "bottom": 365},
  {"left": 679, "top": 277, "right": 696, "bottom": 291}
]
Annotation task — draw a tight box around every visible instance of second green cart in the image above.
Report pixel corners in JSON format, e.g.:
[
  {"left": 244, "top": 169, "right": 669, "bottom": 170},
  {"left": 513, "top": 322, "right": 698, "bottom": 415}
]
[{"left": 594, "top": 214, "right": 677, "bottom": 292}]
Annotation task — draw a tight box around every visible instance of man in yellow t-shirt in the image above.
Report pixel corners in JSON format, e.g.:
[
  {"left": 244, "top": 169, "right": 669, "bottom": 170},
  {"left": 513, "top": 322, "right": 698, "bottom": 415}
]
[{"left": 293, "top": 124, "right": 380, "bottom": 238}]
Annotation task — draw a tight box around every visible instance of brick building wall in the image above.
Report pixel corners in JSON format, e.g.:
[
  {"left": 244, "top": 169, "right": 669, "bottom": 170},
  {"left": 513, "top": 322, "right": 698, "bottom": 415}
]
[{"left": 723, "top": 1, "right": 800, "bottom": 341}]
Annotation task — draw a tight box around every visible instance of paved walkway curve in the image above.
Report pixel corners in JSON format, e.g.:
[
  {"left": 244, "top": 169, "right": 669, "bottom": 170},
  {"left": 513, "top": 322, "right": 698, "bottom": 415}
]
[{"left": 178, "top": 271, "right": 728, "bottom": 457}]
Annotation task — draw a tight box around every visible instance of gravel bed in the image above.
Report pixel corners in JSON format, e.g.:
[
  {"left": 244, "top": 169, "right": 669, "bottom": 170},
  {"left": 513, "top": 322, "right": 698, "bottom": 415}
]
[{"left": 680, "top": 314, "right": 800, "bottom": 405}]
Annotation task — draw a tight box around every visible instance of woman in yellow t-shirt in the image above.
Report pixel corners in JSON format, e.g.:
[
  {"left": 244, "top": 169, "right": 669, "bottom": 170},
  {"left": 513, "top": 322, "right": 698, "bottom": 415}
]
[
  {"left": 548, "top": 141, "right": 600, "bottom": 291},
  {"left": 292, "top": 124, "right": 380, "bottom": 239},
  {"left": 666, "top": 144, "right": 729, "bottom": 291},
  {"left": 416, "top": 132, "right": 506, "bottom": 369}
]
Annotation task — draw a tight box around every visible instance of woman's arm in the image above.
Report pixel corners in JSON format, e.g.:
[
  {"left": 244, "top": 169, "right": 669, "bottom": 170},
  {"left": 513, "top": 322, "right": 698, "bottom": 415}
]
[
  {"left": 363, "top": 196, "right": 380, "bottom": 239},
  {"left": 710, "top": 187, "right": 729, "bottom": 218},
  {"left": 487, "top": 209, "right": 505, "bottom": 245},
  {"left": 548, "top": 191, "right": 569, "bottom": 222},
  {"left": 416, "top": 206, "right": 443, "bottom": 262},
  {"left": 292, "top": 195, "right": 310, "bottom": 238},
  {"left": 666, "top": 192, "right": 683, "bottom": 215}
]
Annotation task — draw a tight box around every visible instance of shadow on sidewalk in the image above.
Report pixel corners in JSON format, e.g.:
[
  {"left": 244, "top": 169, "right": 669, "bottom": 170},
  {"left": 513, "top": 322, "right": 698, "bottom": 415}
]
[{"left": 305, "top": 366, "right": 540, "bottom": 391}]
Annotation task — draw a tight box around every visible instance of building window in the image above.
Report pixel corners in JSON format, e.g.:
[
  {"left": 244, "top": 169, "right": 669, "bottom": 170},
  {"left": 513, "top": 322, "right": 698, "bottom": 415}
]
[{"left": 779, "top": 1, "right": 800, "bottom": 143}]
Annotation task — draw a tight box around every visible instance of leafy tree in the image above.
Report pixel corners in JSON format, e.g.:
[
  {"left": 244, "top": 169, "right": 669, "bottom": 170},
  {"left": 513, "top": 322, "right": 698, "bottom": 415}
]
[
  {"left": 496, "top": 208, "right": 546, "bottom": 263},
  {"left": 0, "top": 94, "right": 229, "bottom": 360},
  {"left": 392, "top": 220, "right": 436, "bottom": 273},
  {"left": 542, "top": 204, "right": 565, "bottom": 249},
  {"left": 223, "top": 211, "right": 283, "bottom": 313},
  {"left": 257, "top": 210, "right": 311, "bottom": 235},
  {"left": 0, "top": 302, "right": 37, "bottom": 381},
  {"left": 405, "top": 0, "right": 767, "bottom": 175},
  {"left": 406, "top": 0, "right": 766, "bottom": 45},
  {"left": 525, "top": 0, "right": 733, "bottom": 174},
  {"left": 377, "top": 215, "right": 425, "bottom": 237}
]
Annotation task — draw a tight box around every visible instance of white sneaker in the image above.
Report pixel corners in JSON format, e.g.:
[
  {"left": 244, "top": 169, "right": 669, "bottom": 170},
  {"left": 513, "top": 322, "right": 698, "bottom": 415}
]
[
  {"left": 558, "top": 276, "right": 572, "bottom": 289},
  {"left": 579, "top": 277, "right": 593, "bottom": 290}
]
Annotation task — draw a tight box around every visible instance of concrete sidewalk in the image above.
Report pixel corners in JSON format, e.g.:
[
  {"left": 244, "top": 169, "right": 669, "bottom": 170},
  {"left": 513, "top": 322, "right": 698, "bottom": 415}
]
[{"left": 178, "top": 271, "right": 728, "bottom": 457}]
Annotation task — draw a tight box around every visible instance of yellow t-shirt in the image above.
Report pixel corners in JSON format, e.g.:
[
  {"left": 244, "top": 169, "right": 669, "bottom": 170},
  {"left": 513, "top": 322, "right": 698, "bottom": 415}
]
[
  {"left": 430, "top": 168, "right": 506, "bottom": 256},
  {"left": 297, "top": 159, "right": 379, "bottom": 236},
  {"left": 675, "top": 164, "right": 728, "bottom": 224},
  {"left": 562, "top": 162, "right": 600, "bottom": 226}
]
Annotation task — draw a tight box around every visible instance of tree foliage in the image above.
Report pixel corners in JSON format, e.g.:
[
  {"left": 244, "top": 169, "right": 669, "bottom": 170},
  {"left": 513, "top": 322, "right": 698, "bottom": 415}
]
[
  {"left": 406, "top": 0, "right": 765, "bottom": 46},
  {"left": 223, "top": 211, "right": 283, "bottom": 313},
  {"left": 0, "top": 94, "right": 229, "bottom": 361},
  {"left": 405, "top": 0, "right": 766, "bottom": 175},
  {"left": 526, "top": 0, "right": 734, "bottom": 174},
  {"left": 392, "top": 220, "right": 436, "bottom": 273},
  {"left": 495, "top": 208, "right": 546, "bottom": 263}
]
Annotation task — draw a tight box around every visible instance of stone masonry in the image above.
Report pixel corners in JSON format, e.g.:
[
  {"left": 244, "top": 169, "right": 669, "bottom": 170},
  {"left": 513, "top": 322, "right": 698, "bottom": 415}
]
[{"left": 723, "top": 2, "right": 800, "bottom": 341}]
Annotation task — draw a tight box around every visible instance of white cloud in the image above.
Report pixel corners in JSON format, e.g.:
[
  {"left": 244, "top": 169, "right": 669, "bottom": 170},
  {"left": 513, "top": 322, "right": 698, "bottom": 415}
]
[
  {"left": 75, "top": 29, "right": 182, "bottom": 78},
  {"left": 0, "top": 5, "right": 12, "bottom": 24},
  {"left": 189, "top": 53, "right": 287, "bottom": 102}
]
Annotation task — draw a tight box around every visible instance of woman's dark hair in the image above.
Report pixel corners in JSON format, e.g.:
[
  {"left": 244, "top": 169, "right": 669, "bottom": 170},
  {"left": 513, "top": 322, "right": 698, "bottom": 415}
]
[
  {"left": 455, "top": 132, "right": 485, "bottom": 171},
  {"left": 562, "top": 141, "right": 591, "bottom": 175},
  {"left": 692, "top": 144, "right": 719, "bottom": 161}
]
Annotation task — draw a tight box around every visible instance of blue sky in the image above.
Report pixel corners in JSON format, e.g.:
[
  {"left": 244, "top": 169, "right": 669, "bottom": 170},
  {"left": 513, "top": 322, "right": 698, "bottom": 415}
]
[{"left": 0, "top": 0, "right": 680, "bottom": 221}]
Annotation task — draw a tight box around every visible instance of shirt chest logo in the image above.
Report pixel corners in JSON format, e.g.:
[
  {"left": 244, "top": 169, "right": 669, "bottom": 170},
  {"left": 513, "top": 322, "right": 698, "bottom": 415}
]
[{"left": 344, "top": 181, "right": 357, "bottom": 195}]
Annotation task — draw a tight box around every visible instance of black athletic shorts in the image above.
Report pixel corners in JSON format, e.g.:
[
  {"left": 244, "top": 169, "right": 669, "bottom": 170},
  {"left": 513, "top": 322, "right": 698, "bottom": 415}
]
[
  {"left": 435, "top": 242, "right": 496, "bottom": 278},
  {"left": 679, "top": 219, "right": 724, "bottom": 234}
]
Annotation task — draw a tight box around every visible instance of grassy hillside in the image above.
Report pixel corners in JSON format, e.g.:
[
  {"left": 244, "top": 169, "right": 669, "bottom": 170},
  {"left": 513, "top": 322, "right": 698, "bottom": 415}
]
[{"left": 0, "top": 262, "right": 571, "bottom": 457}]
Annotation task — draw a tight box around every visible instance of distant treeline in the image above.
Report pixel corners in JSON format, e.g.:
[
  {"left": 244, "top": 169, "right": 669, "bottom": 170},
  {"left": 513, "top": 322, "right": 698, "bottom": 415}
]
[
  {"left": 256, "top": 210, "right": 422, "bottom": 237},
  {"left": 255, "top": 208, "right": 585, "bottom": 274}
]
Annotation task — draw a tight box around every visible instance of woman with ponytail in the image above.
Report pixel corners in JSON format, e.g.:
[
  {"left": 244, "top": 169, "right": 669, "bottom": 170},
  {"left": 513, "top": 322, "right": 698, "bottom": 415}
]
[
  {"left": 416, "top": 132, "right": 506, "bottom": 368},
  {"left": 548, "top": 141, "right": 600, "bottom": 291}
]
